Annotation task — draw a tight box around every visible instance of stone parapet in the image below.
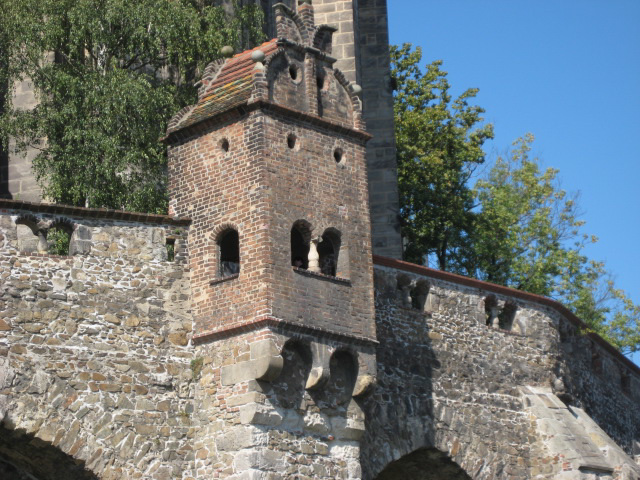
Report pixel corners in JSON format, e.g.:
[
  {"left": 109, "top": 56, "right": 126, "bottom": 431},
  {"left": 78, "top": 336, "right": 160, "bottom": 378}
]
[{"left": 366, "top": 259, "right": 640, "bottom": 479}]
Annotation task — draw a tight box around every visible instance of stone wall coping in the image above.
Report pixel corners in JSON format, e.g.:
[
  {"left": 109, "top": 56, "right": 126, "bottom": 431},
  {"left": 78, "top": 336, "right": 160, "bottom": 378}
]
[
  {"left": 0, "top": 199, "right": 191, "bottom": 226},
  {"left": 193, "top": 315, "right": 378, "bottom": 347},
  {"left": 373, "top": 254, "right": 640, "bottom": 377}
]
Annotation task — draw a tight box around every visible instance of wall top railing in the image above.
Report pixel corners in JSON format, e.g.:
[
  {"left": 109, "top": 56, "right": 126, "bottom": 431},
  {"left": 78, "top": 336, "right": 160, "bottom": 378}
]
[
  {"left": 373, "top": 254, "right": 640, "bottom": 378},
  {"left": 0, "top": 199, "right": 191, "bottom": 226}
]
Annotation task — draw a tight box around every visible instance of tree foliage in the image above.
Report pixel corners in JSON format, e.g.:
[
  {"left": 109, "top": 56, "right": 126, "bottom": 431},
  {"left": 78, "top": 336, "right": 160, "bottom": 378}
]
[
  {"left": 392, "top": 44, "right": 639, "bottom": 355},
  {"left": 0, "top": 0, "right": 264, "bottom": 212},
  {"left": 391, "top": 43, "right": 494, "bottom": 270}
]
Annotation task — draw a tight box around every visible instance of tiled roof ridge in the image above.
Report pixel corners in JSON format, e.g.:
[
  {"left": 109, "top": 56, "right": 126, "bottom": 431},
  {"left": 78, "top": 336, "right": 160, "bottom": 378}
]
[
  {"left": 0, "top": 198, "right": 191, "bottom": 226},
  {"left": 200, "top": 39, "right": 278, "bottom": 99},
  {"left": 373, "top": 254, "right": 640, "bottom": 377}
]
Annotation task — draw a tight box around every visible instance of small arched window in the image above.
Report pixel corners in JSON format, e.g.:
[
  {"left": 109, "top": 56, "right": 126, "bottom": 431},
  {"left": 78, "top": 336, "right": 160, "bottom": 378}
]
[
  {"left": 218, "top": 229, "right": 240, "bottom": 277},
  {"left": 318, "top": 229, "right": 341, "bottom": 277},
  {"left": 291, "top": 220, "right": 311, "bottom": 269}
]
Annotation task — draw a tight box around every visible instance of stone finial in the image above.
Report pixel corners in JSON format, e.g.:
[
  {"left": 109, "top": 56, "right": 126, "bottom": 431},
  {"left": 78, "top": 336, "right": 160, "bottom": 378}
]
[
  {"left": 250, "top": 50, "right": 265, "bottom": 63},
  {"left": 220, "top": 46, "right": 234, "bottom": 58}
]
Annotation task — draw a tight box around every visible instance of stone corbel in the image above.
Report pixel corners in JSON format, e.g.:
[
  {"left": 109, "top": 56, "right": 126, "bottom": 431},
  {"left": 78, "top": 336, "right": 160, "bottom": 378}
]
[
  {"left": 353, "top": 350, "right": 377, "bottom": 398},
  {"left": 305, "top": 342, "right": 332, "bottom": 390},
  {"left": 220, "top": 339, "right": 283, "bottom": 386}
]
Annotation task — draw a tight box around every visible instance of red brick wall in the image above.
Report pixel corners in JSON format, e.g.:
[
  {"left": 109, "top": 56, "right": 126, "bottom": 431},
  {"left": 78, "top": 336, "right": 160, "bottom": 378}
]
[{"left": 168, "top": 107, "right": 375, "bottom": 340}]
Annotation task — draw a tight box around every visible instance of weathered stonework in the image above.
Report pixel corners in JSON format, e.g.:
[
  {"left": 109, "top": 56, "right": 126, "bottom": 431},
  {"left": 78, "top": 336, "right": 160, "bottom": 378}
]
[
  {"left": 366, "top": 259, "right": 640, "bottom": 480},
  {"left": 1, "top": 2, "right": 638, "bottom": 479}
]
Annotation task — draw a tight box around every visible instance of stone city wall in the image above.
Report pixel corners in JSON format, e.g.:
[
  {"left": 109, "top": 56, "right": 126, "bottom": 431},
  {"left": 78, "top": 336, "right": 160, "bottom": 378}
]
[
  {"left": 0, "top": 202, "right": 195, "bottom": 480},
  {"left": 365, "top": 259, "right": 640, "bottom": 480}
]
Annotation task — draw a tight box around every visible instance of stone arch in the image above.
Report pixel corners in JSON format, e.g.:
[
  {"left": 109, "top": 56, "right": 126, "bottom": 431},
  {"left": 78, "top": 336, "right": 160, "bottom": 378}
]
[
  {"left": 14, "top": 214, "right": 47, "bottom": 253},
  {"left": 396, "top": 273, "right": 413, "bottom": 307},
  {"left": 0, "top": 425, "right": 98, "bottom": 480},
  {"left": 327, "top": 349, "right": 358, "bottom": 406},
  {"left": 374, "top": 447, "right": 472, "bottom": 480},
  {"left": 307, "top": 348, "right": 358, "bottom": 413}
]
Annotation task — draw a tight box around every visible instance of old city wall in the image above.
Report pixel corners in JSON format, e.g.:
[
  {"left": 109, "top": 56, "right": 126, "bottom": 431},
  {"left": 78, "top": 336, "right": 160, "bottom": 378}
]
[
  {"left": 0, "top": 202, "right": 196, "bottom": 479},
  {"left": 1, "top": 201, "right": 639, "bottom": 480},
  {"left": 365, "top": 259, "right": 640, "bottom": 480}
]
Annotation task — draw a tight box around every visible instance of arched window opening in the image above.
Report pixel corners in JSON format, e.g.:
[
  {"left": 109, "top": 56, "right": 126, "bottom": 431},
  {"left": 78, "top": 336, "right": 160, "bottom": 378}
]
[
  {"left": 291, "top": 225, "right": 309, "bottom": 269},
  {"left": 484, "top": 295, "right": 500, "bottom": 328},
  {"left": 410, "top": 280, "right": 430, "bottom": 311},
  {"left": 318, "top": 230, "right": 341, "bottom": 277},
  {"left": 499, "top": 301, "right": 518, "bottom": 330},
  {"left": 218, "top": 229, "right": 240, "bottom": 277},
  {"left": 47, "top": 223, "right": 72, "bottom": 256},
  {"left": 15, "top": 219, "right": 41, "bottom": 253}
]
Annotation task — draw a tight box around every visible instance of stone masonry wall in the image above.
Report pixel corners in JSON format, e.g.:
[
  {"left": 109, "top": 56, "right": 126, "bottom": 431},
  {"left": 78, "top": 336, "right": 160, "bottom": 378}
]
[
  {"left": 189, "top": 327, "right": 373, "bottom": 479},
  {"left": 0, "top": 206, "right": 195, "bottom": 479},
  {"left": 364, "top": 262, "right": 640, "bottom": 480}
]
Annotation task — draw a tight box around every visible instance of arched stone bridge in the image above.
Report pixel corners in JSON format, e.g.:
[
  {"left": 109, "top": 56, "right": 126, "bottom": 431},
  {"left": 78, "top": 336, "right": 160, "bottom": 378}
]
[{"left": 1, "top": 201, "right": 639, "bottom": 479}]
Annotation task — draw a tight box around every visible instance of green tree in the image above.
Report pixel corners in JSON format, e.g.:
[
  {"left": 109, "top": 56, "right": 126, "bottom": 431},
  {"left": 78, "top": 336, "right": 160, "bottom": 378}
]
[
  {"left": 472, "top": 135, "right": 639, "bottom": 354},
  {"left": 391, "top": 43, "right": 494, "bottom": 270},
  {"left": 0, "top": 0, "right": 264, "bottom": 213}
]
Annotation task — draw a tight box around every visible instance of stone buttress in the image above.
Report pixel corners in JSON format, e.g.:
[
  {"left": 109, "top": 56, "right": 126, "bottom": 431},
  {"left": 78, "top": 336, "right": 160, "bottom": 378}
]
[{"left": 164, "top": 2, "right": 377, "bottom": 477}]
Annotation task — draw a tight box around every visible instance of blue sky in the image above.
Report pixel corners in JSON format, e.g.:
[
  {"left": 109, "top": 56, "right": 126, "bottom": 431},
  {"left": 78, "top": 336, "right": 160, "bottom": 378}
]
[{"left": 387, "top": 1, "right": 640, "bottom": 362}]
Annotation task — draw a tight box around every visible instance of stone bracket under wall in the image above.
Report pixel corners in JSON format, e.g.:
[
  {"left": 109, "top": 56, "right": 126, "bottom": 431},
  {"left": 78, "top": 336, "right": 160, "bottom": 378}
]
[{"left": 217, "top": 330, "right": 376, "bottom": 440}]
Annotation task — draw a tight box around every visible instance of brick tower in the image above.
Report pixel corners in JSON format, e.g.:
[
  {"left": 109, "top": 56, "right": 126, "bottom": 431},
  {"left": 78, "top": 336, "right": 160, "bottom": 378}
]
[{"left": 165, "top": 2, "right": 377, "bottom": 476}]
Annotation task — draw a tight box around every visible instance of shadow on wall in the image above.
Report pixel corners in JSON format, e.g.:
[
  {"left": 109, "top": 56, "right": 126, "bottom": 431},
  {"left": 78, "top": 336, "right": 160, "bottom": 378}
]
[
  {"left": 361, "top": 271, "right": 443, "bottom": 479},
  {"left": 0, "top": 425, "right": 98, "bottom": 480}
]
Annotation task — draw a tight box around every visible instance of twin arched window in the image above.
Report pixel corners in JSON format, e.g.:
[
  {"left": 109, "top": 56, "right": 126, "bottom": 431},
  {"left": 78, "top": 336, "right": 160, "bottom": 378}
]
[{"left": 291, "top": 222, "right": 343, "bottom": 278}]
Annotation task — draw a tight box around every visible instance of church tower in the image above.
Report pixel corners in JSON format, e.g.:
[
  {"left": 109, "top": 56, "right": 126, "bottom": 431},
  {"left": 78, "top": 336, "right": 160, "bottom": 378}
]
[{"left": 165, "top": 2, "right": 377, "bottom": 476}]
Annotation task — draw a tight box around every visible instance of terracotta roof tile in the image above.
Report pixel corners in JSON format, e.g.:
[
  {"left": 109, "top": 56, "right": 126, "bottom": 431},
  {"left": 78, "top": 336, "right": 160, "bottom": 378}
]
[{"left": 169, "top": 39, "right": 279, "bottom": 134}]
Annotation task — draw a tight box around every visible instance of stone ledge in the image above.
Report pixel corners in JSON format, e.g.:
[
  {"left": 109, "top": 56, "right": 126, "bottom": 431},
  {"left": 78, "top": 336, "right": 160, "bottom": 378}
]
[
  {"left": 293, "top": 267, "right": 351, "bottom": 285},
  {"left": 192, "top": 315, "right": 378, "bottom": 347},
  {"left": 209, "top": 274, "right": 239, "bottom": 286},
  {"left": 0, "top": 198, "right": 191, "bottom": 226}
]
